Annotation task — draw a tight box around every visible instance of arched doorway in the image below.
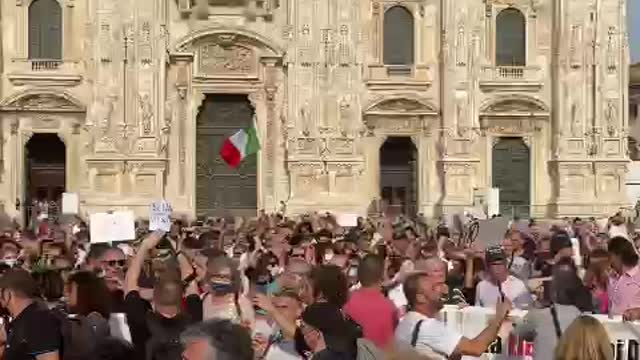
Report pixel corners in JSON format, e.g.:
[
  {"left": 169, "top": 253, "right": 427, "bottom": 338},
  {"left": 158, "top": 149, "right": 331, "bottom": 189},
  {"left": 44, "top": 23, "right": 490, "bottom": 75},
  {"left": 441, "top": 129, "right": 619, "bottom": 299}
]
[
  {"left": 195, "top": 94, "right": 257, "bottom": 217},
  {"left": 492, "top": 137, "right": 530, "bottom": 218},
  {"left": 380, "top": 137, "right": 417, "bottom": 217},
  {"left": 25, "top": 133, "right": 66, "bottom": 225}
]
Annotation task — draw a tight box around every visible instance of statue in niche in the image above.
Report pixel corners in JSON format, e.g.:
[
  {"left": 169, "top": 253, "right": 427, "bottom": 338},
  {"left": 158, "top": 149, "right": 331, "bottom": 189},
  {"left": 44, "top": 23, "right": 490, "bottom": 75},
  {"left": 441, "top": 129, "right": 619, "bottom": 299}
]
[
  {"left": 96, "top": 94, "right": 116, "bottom": 134},
  {"left": 139, "top": 94, "right": 153, "bottom": 135},
  {"left": 569, "top": 25, "right": 580, "bottom": 66},
  {"left": 456, "top": 101, "right": 466, "bottom": 137},
  {"left": 300, "top": 100, "right": 311, "bottom": 135},
  {"left": 570, "top": 103, "right": 581, "bottom": 137},
  {"left": 455, "top": 24, "right": 466, "bottom": 66},
  {"left": 160, "top": 101, "right": 172, "bottom": 154},
  {"left": 339, "top": 95, "right": 353, "bottom": 135},
  {"left": 605, "top": 100, "right": 617, "bottom": 136},
  {"left": 606, "top": 27, "right": 617, "bottom": 71}
]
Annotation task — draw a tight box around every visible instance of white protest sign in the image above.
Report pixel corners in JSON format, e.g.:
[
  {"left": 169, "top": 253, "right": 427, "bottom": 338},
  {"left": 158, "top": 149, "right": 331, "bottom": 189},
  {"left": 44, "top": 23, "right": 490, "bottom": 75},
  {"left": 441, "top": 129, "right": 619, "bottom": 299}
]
[
  {"left": 61, "top": 193, "right": 79, "bottom": 214},
  {"left": 475, "top": 217, "right": 510, "bottom": 247},
  {"left": 336, "top": 214, "right": 358, "bottom": 227},
  {"left": 89, "top": 211, "right": 135, "bottom": 243},
  {"left": 149, "top": 200, "right": 172, "bottom": 232}
]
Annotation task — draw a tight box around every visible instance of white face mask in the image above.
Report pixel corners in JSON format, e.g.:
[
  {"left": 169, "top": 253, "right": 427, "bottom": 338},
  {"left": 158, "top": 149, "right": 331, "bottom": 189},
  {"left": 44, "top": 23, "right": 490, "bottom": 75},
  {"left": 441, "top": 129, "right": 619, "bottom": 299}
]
[
  {"left": 324, "top": 251, "right": 334, "bottom": 262},
  {"left": 2, "top": 258, "right": 16, "bottom": 268},
  {"left": 268, "top": 265, "right": 281, "bottom": 277},
  {"left": 348, "top": 267, "right": 358, "bottom": 277}
]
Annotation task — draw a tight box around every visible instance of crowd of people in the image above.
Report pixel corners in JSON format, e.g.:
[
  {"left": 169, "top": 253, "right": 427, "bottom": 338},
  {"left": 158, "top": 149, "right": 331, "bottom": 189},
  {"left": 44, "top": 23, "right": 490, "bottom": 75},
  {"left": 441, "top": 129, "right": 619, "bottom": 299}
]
[{"left": 0, "top": 210, "right": 638, "bottom": 360}]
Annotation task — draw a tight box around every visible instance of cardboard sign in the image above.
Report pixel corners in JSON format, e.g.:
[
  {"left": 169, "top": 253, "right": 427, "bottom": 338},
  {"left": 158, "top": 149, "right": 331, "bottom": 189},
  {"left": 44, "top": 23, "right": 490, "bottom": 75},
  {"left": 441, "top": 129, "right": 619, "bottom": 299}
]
[
  {"left": 149, "top": 201, "right": 172, "bottom": 232},
  {"left": 336, "top": 214, "right": 358, "bottom": 227},
  {"left": 61, "top": 193, "right": 79, "bottom": 214},
  {"left": 89, "top": 211, "right": 135, "bottom": 243},
  {"left": 475, "top": 217, "right": 510, "bottom": 247}
]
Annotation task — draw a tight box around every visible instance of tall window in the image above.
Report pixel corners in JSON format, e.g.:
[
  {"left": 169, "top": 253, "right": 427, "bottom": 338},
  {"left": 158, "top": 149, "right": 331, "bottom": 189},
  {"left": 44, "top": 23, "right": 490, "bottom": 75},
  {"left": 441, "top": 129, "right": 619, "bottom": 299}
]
[
  {"left": 29, "top": 0, "right": 62, "bottom": 60},
  {"left": 495, "top": 8, "right": 526, "bottom": 66},
  {"left": 383, "top": 6, "right": 414, "bottom": 66}
]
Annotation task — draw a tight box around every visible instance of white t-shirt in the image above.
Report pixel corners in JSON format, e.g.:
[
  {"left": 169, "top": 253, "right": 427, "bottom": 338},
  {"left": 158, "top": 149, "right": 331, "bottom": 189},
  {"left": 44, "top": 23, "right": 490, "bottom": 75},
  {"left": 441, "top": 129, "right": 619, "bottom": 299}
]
[
  {"left": 388, "top": 284, "right": 408, "bottom": 310},
  {"left": 395, "top": 311, "right": 463, "bottom": 360},
  {"left": 475, "top": 275, "right": 532, "bottom": 309}
]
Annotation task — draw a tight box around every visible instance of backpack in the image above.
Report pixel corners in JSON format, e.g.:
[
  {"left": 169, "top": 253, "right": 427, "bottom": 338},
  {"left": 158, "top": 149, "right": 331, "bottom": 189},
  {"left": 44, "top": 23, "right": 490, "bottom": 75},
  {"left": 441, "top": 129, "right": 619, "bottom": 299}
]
[
  {"left": 144, "top": 311, "right": 191, "bottom": 360},
  {"left": 53, "top": 310, "right": 110, "bottom": 360}
]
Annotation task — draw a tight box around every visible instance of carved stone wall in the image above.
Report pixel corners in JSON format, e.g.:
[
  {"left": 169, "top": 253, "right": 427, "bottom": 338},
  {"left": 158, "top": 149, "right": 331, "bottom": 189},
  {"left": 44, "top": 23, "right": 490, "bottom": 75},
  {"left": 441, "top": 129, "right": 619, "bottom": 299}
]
[{"left": 0, "top": 0, "right": 630, "bottom": 219}]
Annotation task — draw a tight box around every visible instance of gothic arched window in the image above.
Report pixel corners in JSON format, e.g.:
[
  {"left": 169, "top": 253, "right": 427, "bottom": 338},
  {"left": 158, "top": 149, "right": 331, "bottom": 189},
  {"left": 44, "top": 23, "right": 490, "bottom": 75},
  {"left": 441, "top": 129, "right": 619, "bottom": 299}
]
[
  {"left": 383, "top": 6, "right": 414, "bottom": 66},
  {"left": 29, "top": 0, "right": 62, "bottom": 60},
  {"left": 495, "top": 8, "right": 526, "bottom": 66}
]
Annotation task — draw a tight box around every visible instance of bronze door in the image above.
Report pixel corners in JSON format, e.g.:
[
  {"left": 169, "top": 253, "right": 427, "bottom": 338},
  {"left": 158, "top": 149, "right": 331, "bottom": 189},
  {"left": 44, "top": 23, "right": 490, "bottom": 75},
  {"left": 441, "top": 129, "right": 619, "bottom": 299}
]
[
  {"left": 195, "top": 95, "right": 257, "bottom": 217},
  {"left": 380, "top": 137, "right": 417, "bottom": 217},
  {"left": 492, "top": 137, "right": 530, "bottom": 218}
]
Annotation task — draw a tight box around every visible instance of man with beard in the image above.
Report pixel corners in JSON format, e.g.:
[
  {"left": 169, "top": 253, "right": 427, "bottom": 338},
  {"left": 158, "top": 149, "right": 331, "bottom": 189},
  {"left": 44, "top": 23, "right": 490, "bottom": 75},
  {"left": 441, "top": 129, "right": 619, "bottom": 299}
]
[
  {"left": 0, "top": 269, "right": 62, "bottom": 360},
  {"left": 395, "top": 272, "right": 511, "bottom": 359}
]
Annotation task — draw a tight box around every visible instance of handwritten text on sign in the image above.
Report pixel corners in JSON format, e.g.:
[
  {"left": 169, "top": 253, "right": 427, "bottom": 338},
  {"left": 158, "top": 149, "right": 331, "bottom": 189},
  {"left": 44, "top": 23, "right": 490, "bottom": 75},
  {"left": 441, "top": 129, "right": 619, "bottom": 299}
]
[{"left": 149, "top": 201, "right": 172, "bottom": 232}]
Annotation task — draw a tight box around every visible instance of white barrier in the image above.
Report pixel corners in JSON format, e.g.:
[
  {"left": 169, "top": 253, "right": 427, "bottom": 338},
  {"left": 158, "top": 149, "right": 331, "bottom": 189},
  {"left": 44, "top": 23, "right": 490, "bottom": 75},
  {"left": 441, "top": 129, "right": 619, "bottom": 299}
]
[{"left": 438, "top": 305, "right": 640, "bottom": 360}]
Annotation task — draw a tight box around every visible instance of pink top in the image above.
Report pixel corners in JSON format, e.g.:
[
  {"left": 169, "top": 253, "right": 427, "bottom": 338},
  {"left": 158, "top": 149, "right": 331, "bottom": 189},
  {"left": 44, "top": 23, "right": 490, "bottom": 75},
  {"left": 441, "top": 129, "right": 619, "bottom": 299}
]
[
  {"left": 609, "top": 265, "right": 640, "bottom": 315},
  {"left": 592, "top": 288, "right": 609, "bottom": 314},
  {"left": 344, "top": 287, "right": 398, "bottom": 349}
]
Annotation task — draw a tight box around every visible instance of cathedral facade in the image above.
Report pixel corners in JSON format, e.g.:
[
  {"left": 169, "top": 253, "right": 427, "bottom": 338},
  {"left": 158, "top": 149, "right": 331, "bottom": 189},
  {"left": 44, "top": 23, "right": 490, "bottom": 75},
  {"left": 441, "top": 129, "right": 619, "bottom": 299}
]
[{"left": 0, "top": 0, "right": 632, "bottom": 221}]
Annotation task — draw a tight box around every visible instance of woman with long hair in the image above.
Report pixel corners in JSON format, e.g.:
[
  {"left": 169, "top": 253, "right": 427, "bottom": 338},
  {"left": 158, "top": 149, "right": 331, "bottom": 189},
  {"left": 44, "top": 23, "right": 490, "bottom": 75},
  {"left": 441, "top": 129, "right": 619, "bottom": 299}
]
[
  {"left": 554, "top": 315, "right": 613, "bottom": 360},
  {"left": 198, "top": 254, "right": 254, "bottom": 325},
  {"left": 583, "top": 249, "right": 610, "bottom": 314},
  {"left": 67, "top": 270, "right": 112, "bottom": 318}
]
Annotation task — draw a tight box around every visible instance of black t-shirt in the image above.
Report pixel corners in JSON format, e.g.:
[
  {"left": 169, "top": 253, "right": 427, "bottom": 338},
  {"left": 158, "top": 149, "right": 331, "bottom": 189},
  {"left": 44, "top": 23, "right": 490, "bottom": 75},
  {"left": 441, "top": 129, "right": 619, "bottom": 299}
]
[
  {"left": 5, "top": 301, "right": 62, "bottom": 360},
  {"left": 123, "top": 291, "right": 197, "bottom": 360}
]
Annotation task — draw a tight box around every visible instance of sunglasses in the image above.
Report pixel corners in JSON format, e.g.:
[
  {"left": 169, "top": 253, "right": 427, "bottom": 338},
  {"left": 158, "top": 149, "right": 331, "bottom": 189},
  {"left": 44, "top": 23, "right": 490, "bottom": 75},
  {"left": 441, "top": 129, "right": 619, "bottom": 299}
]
[{"left": 104, "top": 259, "right": 126, "bottom": 267}]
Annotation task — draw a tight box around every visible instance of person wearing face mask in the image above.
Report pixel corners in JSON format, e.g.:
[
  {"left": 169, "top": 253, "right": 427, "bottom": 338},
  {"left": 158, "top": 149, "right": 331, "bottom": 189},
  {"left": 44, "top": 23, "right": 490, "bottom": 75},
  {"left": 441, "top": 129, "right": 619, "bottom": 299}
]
[
  {"left": 124, "top": 231, "right": 197, "bottom": 360},
  {"left": 185, "top": 254, "right": 254, "bottom": 326},
  {"left": 0, "top": 269, "right": 63, "bottom": 360}
]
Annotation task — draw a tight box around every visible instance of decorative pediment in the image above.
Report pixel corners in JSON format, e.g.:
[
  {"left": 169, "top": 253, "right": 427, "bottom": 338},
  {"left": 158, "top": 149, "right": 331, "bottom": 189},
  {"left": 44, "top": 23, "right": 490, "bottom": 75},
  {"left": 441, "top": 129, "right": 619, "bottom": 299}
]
[
  {"left": 0, "top": 91, "right": 85, "bottom": 113},
  {"left": 173, "top": 28, "right": 284, "bottom": 58},
  {"left": 364, "top": 97, "right": 438, "bottom": 116},
  {"left": 480, "top": 96, "right": 549, "bottom": 117}
]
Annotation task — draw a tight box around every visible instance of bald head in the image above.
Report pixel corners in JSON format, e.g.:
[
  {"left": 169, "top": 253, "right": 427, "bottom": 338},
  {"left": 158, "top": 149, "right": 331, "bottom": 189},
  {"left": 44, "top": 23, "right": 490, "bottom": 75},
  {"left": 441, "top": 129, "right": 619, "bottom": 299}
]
[{"left": 153, "top": 277, "right": 184, "bottom": 307}]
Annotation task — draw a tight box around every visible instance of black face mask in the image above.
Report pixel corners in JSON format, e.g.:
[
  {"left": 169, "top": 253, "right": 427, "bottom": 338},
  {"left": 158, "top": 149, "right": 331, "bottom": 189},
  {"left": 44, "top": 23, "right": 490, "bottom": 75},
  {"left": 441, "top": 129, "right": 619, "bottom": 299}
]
[{"left": 210, "top": 282, "right": 235, "bottom": 296}]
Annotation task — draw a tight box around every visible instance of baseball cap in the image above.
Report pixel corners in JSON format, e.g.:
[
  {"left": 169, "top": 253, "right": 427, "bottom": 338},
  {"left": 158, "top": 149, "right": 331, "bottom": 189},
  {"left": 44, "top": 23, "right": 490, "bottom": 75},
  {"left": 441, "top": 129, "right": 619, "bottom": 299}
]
[
  {"left": 485, "top": 246, "right": 506, "bottom": 264},
  {"left": 550, "top": 231, "right": 572, "bottom": 257},
  {"left": 0, "top": 269, "right": 39, "bottom": 298}
]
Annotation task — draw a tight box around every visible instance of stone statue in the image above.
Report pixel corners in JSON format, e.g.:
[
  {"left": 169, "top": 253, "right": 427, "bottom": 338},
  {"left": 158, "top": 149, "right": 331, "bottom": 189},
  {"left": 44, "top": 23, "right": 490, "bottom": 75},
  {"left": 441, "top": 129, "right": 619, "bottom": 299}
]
[
  {"left": 339, "top": 95, "right": 352, "bottom": 135},
  {"left": 570, "top": 103, "right": 581, "bottom": 137},
  {"left": 300, "top": 100, "right": 311, "bottom": 135},
  {"left": 456, "top": 24, "right": 466, "bottom": 66},
  {"left": 99, "top": 95, "right": 116, "bottom": 134},
  {"left": 570, "top": 25, "right": 580, "bottom": 66},
  {"left": 139, "top": 94, "right": 153, "bottom": 135},
  {"left": 160, "top": 125, "right": 170, "bottom": 153},
  {"left": 605, "top": 100, "right": 616, "bottom": 136},
  {"left": 607, "top": 27, "right": 616, "bottom": 71}
]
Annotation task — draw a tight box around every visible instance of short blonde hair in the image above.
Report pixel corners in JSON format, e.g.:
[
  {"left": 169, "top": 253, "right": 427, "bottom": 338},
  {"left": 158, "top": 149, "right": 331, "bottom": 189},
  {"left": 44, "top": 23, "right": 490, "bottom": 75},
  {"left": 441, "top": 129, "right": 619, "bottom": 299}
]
[{"left": 554, "top": 315, "right": 613, "bottom": 360}]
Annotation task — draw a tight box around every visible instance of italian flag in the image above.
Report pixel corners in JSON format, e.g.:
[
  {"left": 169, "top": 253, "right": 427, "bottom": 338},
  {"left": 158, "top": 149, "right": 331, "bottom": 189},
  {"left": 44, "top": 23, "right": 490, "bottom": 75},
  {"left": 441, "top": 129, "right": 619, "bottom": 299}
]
[{"left": 219, "top": 123, "right": 260, "bottom": 168}]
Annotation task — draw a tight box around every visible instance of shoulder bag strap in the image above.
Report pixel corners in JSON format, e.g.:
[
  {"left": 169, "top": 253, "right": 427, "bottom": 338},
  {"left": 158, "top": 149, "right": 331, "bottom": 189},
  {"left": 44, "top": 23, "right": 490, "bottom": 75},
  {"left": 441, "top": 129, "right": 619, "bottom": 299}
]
[
  {"left": 411, "top": 320, "right": 424, "bottom": 347},
  {"left": 550, "top": 304, "right": 562, "bottom": 339}
]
